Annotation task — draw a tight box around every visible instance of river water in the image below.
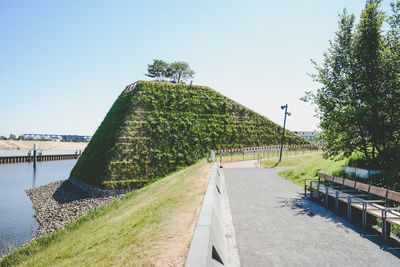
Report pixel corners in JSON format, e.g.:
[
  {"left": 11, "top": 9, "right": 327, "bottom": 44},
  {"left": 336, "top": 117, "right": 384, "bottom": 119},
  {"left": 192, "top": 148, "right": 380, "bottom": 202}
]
[{"left": 0, "top": 159, "right": 77, "bottom": 257}]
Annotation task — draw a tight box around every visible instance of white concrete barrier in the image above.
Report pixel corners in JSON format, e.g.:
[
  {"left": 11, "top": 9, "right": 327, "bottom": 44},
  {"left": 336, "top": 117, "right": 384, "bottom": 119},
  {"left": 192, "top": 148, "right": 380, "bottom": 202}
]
[{"left": 185, "top": 163, "right": 240, "bottom": 267}]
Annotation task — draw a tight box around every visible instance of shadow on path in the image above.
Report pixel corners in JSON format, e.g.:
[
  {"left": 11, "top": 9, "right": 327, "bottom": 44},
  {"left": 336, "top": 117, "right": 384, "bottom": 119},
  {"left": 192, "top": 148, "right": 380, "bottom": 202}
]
[{"left": 276, "top": 193, "right": 400, "bottom": 258}]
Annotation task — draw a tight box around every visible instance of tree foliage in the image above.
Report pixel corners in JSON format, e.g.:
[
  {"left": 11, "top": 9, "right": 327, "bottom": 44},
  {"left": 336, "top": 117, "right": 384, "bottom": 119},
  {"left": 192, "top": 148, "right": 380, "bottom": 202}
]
[
  {"left": 305, "top": 0, "right": 400, "bottom": 169},
  {"left": 145, "top": 59, "right": 169, "bottom": 81},
  {"left": 145, "top": 59, "right": 195, "bottom": 83},
  {"left": 167, "top": 61, "right": 195, "bottom": 83}
]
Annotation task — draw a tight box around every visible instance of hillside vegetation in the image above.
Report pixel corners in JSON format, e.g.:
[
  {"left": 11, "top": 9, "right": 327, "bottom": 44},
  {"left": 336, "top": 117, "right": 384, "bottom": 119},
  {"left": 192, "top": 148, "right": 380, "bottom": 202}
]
[
  {"left": 72, "top": 81, "right": 307, "bottom": 188},
  {"left": 0, "top": 160, "right": 212, "bottom": 266}
]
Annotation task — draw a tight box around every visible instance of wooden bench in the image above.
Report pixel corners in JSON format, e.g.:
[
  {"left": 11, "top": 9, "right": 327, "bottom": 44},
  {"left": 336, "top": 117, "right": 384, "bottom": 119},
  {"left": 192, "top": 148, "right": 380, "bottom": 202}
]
[{"left": 305, "top": 173, "right": 400, "bottom": 242}]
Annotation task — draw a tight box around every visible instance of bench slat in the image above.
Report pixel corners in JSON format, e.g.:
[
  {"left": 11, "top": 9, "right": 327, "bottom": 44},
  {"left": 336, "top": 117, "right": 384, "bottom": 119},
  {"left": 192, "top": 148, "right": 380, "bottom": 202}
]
[
  {"left": 343, "top": 179, "right": 356, "bottom": 188},
  {"left": 351, "top": 202, "right": 364, "bottom": 210},
  {"left": 369, "top": 186, "right": 387, "bottom": 198},
  {"left": 333, "top": 176, "right": 344, "bottom": 185},
  {"left": 387, "top": 190, "right": 400, "bottom": 203},
  {"left": 366, "top": 206, "right": 384, "bottom": 217},
  {"left": 355, "top": 182, "right": 370, "bottom": 193},
  {"left": 385, "top": 210, "right": 400, "bottom": 226},
  {"left": 324, "top": 174, "right": 334, "bottom": 182}
]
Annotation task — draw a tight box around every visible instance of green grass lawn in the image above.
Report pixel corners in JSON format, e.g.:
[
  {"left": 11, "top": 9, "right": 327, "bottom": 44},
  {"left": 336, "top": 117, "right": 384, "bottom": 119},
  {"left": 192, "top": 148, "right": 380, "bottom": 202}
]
[
  {"left": 260, "top": 153, "right": 321, "bottom": 168},
  {"left": 219, "top": 149, "right": 318, "bottom": 163},
  {"left": 269, "top": 153, "right": 347, "bottom": 187},
  {"left": 1, "top": 160, "right": 212, "bottom": 267}
]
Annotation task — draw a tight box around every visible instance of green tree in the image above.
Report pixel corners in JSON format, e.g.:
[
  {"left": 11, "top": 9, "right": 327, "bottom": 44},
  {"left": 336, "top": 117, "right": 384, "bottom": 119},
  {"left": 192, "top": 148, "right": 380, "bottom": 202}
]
[
  {"left": 376, "top": 1, "right": 400, "bottom": 167},
  {"left": 18, "top": 135, "right": 24, "bottom": 140},
  {"left": 9, "top": 134, "right": 17, "bottom": 140},
  {"left": 145, "top": 59, "right": 169, "bottom": 81},
  {"left": 167, "top": 61, "right": 195, "bottom": 83},
  {"left": 304, "top": 9, "right": 356, "bottom": 159},
  {"left": 305, "top": 0, "right": 400, "bottom": 169},
  {"left": 351, "top": 0, "right": 385, "bottom": 162}
]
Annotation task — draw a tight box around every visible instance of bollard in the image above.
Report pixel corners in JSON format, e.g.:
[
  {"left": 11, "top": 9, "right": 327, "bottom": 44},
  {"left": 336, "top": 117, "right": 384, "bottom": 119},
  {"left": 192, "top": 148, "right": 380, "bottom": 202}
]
[{"left": 33, "top": 144, "right": 37, "bottom": 169}]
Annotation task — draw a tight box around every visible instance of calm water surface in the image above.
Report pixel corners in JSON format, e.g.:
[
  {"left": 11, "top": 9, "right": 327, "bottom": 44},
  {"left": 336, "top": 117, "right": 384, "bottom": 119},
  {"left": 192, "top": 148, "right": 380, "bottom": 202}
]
[{"left": 0, "top": 159, "right": 77, "bottom": 256}]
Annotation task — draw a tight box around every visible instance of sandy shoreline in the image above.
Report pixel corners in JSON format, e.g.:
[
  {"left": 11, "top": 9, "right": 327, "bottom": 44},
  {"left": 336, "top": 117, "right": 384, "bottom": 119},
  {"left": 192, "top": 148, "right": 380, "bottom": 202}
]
[{"left": 0, "top": 140, "right": 88, "bottom": 151}]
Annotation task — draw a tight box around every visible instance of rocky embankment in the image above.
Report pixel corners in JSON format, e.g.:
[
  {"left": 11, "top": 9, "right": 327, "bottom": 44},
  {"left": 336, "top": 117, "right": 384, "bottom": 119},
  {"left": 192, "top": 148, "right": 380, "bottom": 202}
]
[{"left": 26, "top": 180, "right": 124, "bottom": 237}]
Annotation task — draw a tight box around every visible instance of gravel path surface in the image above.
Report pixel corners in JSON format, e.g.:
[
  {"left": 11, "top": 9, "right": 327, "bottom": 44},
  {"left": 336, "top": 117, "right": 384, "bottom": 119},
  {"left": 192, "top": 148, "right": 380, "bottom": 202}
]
[
  {"left": 224, "top": 167, "right": 400, "bottom": 266},
  {"left": 26, "top": 180, "right": 123, "bottom": 236},
  {"left": 222, "top": 160, "right": 259, "bottom": 168}
]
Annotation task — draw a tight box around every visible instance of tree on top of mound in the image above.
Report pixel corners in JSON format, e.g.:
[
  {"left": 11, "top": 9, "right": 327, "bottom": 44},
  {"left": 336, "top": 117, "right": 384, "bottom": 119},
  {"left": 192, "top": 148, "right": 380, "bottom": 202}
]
[
  {"left": 145, "top": 59, "right": 195, "bottom": 83},
  {"left": 167, "top": 61, "right": 195, "bottom": 83},
  {"left": 145, "top": 59, "right": 169, "bottom": 82}
]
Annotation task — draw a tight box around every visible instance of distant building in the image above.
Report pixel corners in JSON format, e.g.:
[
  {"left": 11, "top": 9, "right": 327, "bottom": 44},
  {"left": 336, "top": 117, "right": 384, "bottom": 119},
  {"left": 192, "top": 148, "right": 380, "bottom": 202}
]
[
  {"left": 23, "top": 134, "right": 92, "bottom": 142},
  {"left": 294, "top": 131, "right": 318, "bottom": 142}
]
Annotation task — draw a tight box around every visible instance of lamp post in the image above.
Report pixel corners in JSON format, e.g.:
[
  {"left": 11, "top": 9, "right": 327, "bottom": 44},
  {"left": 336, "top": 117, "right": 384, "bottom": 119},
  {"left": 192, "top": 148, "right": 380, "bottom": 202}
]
[{"left": 279, "top": 104, "right": 291, "bottom": 162}]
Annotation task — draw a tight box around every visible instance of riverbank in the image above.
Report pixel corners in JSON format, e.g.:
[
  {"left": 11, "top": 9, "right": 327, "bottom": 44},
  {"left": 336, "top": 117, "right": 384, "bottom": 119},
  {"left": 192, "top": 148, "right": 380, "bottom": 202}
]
[
  {"left": 0, "top": 140, "right": 88, "bottom": 151},
  {"left": 1, "top": 160, "right": 211, "bottom": 266},
  {"left": 26, "top": 180, "right": 124, "bottom": 237}
]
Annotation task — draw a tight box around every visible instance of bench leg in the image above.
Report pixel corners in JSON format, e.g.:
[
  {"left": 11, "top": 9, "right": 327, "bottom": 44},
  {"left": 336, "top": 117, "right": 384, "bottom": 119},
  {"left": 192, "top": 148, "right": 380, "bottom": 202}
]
[
  {"left": 325, "top": 188, "right": 329, "bottom": 207},
  {"left": 383, "top": 220, "right": 391, "bottom": 243},
  {"left": 362, "top": 209, "right": 366, "bottom": 231},
  {"left": 335, "top": 195, "right": 339, "bottom": 214},
  {"left": 347, "top": 204, "right": 352, "bottom": 222}
]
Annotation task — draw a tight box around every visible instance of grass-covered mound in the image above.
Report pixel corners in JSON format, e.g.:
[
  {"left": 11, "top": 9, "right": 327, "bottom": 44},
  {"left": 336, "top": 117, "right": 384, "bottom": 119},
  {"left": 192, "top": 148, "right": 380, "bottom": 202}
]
[{"left": 71, "top": 81, "right": 307, "bottom": 188}]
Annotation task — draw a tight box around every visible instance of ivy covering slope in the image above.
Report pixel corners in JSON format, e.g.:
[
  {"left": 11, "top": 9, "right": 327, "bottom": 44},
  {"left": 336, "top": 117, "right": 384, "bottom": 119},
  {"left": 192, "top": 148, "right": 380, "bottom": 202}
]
[{"left": 71, "top": 81, "right": 307, "bottom": 188}]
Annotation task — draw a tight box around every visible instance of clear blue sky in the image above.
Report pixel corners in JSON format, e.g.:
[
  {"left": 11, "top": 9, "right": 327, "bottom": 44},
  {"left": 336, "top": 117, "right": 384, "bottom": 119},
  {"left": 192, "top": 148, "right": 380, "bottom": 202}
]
[{"left": 0, "top": 0, "right": 394, "bottom": 137}]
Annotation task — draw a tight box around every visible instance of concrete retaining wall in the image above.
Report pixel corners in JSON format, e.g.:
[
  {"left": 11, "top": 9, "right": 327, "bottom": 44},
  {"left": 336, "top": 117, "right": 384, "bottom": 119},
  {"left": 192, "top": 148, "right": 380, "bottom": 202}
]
[{"left": 185, "top": 163, "right": 240, "bottom": 267}]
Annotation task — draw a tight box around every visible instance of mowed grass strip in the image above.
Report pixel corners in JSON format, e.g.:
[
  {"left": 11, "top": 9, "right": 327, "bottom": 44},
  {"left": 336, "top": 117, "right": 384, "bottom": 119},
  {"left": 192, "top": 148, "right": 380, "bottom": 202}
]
[
  {"left": 260, "top": 152, "right": 323, "bottom": 168},
  {"left": 219, "top": 150, "right": 318, "bottom": 164},
  {"left": 2, "top": 160, "right": 212, "bottom": 267},
  {"left": 276, "top": 153, "right": 346, "bottom": 187}
]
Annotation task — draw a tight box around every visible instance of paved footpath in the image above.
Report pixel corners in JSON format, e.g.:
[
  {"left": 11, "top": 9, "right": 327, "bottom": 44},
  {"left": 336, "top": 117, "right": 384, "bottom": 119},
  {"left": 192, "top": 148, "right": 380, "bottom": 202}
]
[{"left": 224, "top": 167, "right": 400, "bottom": 266}]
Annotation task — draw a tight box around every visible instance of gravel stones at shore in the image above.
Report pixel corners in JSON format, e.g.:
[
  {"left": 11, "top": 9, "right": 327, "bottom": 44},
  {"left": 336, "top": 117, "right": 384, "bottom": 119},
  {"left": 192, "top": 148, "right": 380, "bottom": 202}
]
[{"left": 26, "top": 180, "right": 124, "bottom": 237}]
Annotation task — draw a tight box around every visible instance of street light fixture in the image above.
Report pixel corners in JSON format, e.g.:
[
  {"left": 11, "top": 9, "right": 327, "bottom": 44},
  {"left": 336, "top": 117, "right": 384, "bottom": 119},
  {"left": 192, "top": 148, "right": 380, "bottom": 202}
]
[{"left": 279, "top": 104, "right": 291, "bottom": 162}]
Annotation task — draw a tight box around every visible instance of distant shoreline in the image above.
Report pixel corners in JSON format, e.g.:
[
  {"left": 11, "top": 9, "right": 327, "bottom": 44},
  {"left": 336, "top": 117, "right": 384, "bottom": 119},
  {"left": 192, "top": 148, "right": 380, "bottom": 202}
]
[{"left": 0, "top": 140, "right": 88, "bottom": 151}]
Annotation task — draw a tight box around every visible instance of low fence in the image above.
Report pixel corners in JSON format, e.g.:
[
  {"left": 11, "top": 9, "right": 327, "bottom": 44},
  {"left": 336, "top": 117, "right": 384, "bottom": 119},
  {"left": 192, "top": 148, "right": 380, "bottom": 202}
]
[
  {"left": 210, "top": 144, "right": 325, "bottom": 163},
  {"left": 0, "top": 150, "right": 82, "bottom": 164},
  {"left": 185, "top": 163, "right": 240, "bottom": 267}
]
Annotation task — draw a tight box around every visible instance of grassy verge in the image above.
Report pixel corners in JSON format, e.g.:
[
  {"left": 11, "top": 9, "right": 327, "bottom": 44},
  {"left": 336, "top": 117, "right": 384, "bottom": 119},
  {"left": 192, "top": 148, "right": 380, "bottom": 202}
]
[
  {"left": 1, "top": 160, "right": 212, "bottom": 267},
  {"left": 261, "top": 153, "right": 322, "bottom": 168},
  {"left": 274, "top": 153, "right": 346, "bottom": 187},
  {"left": 219, "top": 151, "right": 281, "bottom": 162},
  {"left": 219, "top": 149, "right": 318, "bottom": 163}
]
